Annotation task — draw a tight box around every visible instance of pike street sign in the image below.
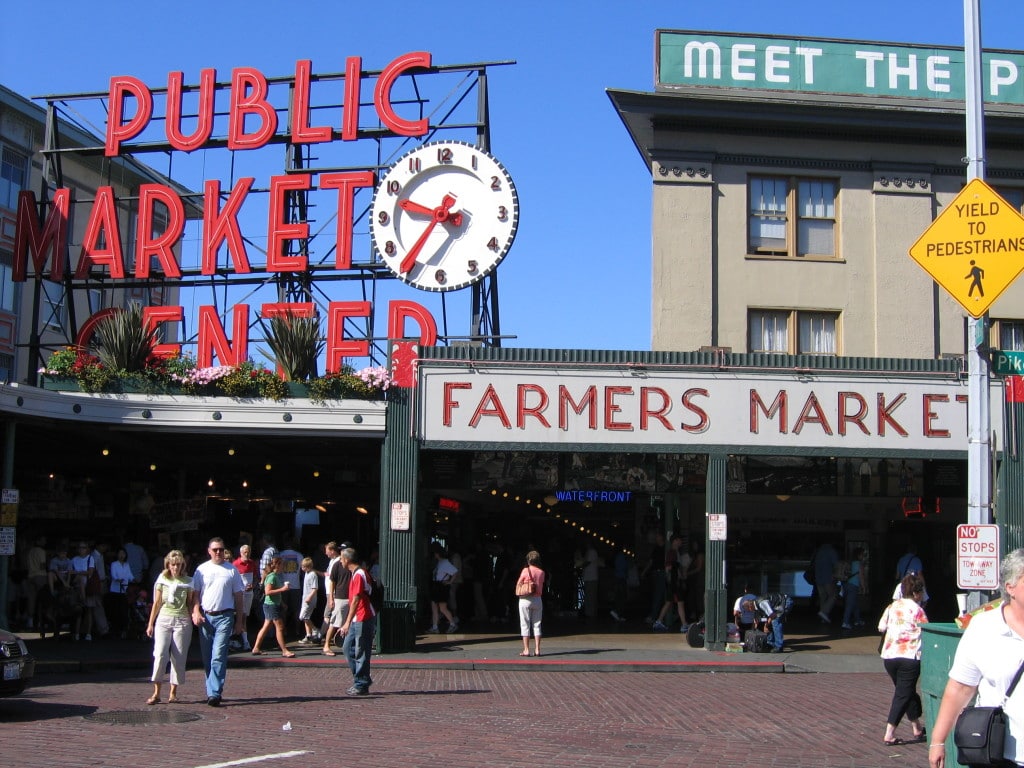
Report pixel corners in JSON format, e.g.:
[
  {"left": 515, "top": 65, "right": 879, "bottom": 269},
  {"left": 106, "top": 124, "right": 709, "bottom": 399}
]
[
  {"left": 909, "top": 178, "right": 1024, "bottom": 318},
  {"left": 993, "top": 350, "right": 1024, "bottom": 376}
]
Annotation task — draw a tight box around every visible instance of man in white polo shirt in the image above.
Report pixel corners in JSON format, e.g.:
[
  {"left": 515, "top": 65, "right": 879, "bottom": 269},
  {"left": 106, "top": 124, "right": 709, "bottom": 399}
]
[{"left": 191, "top": 537, "right": 244, "bottom": 707}]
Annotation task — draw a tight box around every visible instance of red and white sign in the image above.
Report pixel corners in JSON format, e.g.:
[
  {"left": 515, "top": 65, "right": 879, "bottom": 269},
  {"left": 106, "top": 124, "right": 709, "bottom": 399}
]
[
  {"left": 709, "top": 514, "right": 727, "bottom": 541},
  {"left": 957, "top": 524, "right": 1000, "bottom": 590}
]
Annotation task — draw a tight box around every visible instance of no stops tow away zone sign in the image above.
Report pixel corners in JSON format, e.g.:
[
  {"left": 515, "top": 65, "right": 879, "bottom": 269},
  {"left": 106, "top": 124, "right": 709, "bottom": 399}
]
[{"left": 909, "top": 178, "right": 1024, "bottom": 318}]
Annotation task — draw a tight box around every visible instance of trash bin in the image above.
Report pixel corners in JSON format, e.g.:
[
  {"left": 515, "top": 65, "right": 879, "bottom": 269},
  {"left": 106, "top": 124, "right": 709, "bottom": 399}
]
[
  {"left": 920, "top": 623, "right": 965, "bottom": 768},
  {"left": 378, "top": 601, "right": 416, "bottom": 653}
]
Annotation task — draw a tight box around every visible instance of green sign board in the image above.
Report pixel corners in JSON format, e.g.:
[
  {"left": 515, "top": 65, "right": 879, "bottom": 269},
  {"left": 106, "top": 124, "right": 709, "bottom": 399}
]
[
  {"left": 993, "top": 350, "right": 1024, "bottom": 376},
  {"left": 657, "top": 30, "right": 1024, "bottom": 105}
]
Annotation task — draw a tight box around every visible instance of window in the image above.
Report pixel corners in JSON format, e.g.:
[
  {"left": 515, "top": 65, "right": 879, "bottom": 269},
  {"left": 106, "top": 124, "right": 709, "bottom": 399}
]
[
  {"left": 749, "top": 176, "right": 837, "bottom": 258},
  {"left": 749, "top": 309, "right": 839, "bottom": 354},
  {"left": 0, "top": 253, "right": 16, "bottom": 313},
  {"left": 996, "top": 320, "right": 1024, "bottom": 351},
  {"left": 0, "top": 145, "right": 30, "bottom": 211},
  {"left": 40, "top": 280, "right": 66, "bottom": 332}
]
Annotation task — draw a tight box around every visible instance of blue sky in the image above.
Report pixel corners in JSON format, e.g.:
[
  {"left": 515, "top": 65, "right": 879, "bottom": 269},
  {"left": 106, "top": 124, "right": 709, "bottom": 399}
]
[{"left": 1, "top": 0, "right": 1019, "bottom": 354}]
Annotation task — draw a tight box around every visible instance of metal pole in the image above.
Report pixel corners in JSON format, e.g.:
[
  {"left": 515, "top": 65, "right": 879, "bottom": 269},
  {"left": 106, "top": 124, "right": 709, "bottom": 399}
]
[{"left": 964, "top": 0, "right": 991, "bottom": 613}]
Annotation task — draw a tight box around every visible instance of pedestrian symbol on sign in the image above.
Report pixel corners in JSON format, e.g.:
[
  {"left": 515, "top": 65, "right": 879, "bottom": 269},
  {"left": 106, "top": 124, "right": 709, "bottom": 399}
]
[{"left": 965, "top": 260, "right": 985, "bottom": 297}]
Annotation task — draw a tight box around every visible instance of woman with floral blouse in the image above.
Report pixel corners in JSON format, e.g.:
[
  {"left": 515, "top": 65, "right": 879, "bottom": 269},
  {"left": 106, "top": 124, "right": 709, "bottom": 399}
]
[{"left": 878, "top": 572, "right": 929, "bottom": 745}]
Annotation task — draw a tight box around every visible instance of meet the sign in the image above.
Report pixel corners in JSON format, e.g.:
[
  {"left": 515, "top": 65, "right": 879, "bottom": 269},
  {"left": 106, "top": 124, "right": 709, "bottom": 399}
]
[{"left": 657, "top": 30, "right": 1024, "bottom": 105}]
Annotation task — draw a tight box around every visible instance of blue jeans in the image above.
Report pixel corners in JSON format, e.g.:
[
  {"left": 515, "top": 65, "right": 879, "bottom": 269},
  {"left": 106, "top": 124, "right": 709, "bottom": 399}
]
[
  {"left": 198, "top": 611, "right": 234, "bottom": 698},
  {"left": 767, "top": 619, "right": 784, "bottom": 650},
  {"left": 343, "top": 616, "right": 375, "bottom": 691},
  {"left": 842, "top": 585, "right": 861, "bottom": 626}
]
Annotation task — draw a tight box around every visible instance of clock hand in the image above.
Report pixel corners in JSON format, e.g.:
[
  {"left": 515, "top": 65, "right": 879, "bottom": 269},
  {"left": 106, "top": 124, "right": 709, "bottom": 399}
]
[
  {"left": 398, "top": 199, "right": 435, "bottom": 217},
  {"left": 399, "top": 194, "right": 461, "bottom": 273}
]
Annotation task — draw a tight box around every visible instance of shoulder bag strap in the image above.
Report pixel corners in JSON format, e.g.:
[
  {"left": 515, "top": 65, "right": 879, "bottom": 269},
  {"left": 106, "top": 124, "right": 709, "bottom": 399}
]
[{"left": 1002, "top": 659, "right": 1024, "bottom": 705}]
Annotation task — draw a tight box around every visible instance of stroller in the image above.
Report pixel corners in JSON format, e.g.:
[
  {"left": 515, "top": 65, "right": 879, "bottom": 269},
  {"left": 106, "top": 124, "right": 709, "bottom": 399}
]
[{"left": 125, "top": 584, "right": 151, "bottom": 641}]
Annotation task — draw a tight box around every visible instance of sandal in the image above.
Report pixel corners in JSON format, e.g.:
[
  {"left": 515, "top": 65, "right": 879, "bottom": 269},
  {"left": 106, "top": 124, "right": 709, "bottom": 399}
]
[
  {"left": 146, "top": 694, "right": 160, "bottom": 706},
  {"left": 322, "top": 648, "right": 336, "bottom": 656},
  {"left": 884, "top": 738, "right": 905, "bottom": 746},
  {"left": 167, "top": 695, "right": 178, "bottom": 704},
  {"left": 282, "top": 652, "right": 295, "bottom": 658},
  {"left": 519, "top": 651, "right": 530, "bottom": 657},
  {"left": 250, "top": 649, "right": 263, "bottom": 656},
  {"left": 906, "top": 733, "right": 927, "bottom": 744}
]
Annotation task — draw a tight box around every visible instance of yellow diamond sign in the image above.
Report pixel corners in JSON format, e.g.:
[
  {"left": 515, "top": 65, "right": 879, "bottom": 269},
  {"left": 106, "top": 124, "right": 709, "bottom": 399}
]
[{"left": 909, "top": 178, "right": 1024, "bottom": 318}]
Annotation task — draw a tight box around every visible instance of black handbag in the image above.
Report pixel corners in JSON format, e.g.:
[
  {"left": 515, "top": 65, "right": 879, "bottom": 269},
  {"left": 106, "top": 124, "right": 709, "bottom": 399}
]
[{"left": 954, "top": 659, "right": 1024, "bottom": 767}]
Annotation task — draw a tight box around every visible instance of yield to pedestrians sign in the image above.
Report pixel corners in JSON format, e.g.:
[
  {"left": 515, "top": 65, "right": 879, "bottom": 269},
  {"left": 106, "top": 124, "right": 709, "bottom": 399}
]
[
  {"left": 956, "top": 524, "right": 1000, "bottom": 590},
  {"left": 909, "top": 179, "right": 1024, "bottom": 318}
]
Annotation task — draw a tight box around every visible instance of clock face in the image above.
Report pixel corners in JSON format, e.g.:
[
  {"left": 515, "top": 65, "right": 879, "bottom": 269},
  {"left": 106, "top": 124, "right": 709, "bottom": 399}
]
[{"left": 370, "top": 140, "right": 519, "bottom": 292}]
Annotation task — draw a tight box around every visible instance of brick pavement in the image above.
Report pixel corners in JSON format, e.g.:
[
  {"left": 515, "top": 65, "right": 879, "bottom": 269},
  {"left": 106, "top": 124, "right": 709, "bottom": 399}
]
[{"left": 1, "top": 664, "right": 926, "bottom": 768}]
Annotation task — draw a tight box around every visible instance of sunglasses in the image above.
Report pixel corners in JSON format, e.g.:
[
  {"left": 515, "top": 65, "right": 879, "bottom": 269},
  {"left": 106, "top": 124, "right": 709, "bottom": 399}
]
[{"left": 210, "top": 547, "right": 225, "bottom": 553}]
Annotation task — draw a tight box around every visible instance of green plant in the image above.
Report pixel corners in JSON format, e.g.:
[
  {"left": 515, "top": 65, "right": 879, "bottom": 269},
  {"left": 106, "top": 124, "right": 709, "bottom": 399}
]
[
  {"left": 260, "top": 314, "right": 324, "bottom": 381},
  {"left": 93, "top": 303, "right": 157, "bottom": 373}
]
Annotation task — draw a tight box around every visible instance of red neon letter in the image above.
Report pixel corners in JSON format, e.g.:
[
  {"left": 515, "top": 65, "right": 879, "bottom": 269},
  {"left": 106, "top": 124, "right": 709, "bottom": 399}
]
[
  {"left": 603, "top": 386, "right": 634, "bottom": 431},
  {"left": 266, "top": 174, "right": 310, "bottom": 272},
  {"left": 166, "top": 69, "right": 215, "bottom": 152},
  {"left": 14, "top": 189, "right": 70, "bottom": 281},
  {"left": 202, "top": 178, "right": 253, "bottom": 274},
  {"left": 558, "top": 386, "right": 597, "bottom": 430},
  {"left": 75, "top": 187, "right": 124, "bottom": 279},
  {"left": 639, "top": 386, "right": 673, "bottom": 431},
  {"left": 750, "top": 389, "right": 787, "bottom": 434},
  {"left": 135, "top": 185, "right": 184, "bottom": 278},
  {"left": 838, "top": 391, "right": 871, "bottom": 436},
  {"left": 227, "top": 67, "right": 277, "bottom": 150},
  {"left": 342, "top": 56, "right": 362, "bottom": 141},
  {"left": 792, "top": 392, "right": 834, "bottom": 435},
  {"left": 325, "top": 301, "right": 371, "bottom": 372},
  {"left": 877, "top": 393, "right": 909, "bottom": 437},
  {"left": 443, "top": 381, "right": 472, "bottom": 426},
  {"left": 143, "top": 306, "right": 184, "bottom": 358},
  {"left": 261, "top": 302, "right": 315, "bottom": 319},
  {"left": 291, "top": 60, "right": 332, "bottom": 145},
  {"left": 105, "top": 76, "right": 153, "bottom": 156},
  {"left": 197, "top": 304, "right": 249, "bottom": 367},
  {"left": 681, "top": 388, "right": 710, "bottom": 433},
  {"left": 923, "top": 394, "right": 951, "bottom": 438},
  {"left": 75, "top": 308, "right": 119, "bottom": 349},
  {"left": 387, "top": 300, "right": 437, "bottom": 346},
  {"left": 517, "top": 384, "right": 551, "bottom": 429},
  {"left": 320, "top": 171, "right": 374, "bottom": 269},
  {"left": 373, "top": 52, "right": 431, "bottom": 137},
  {"left": 469, "top": 385, "right": 512, "bottom": 429}
]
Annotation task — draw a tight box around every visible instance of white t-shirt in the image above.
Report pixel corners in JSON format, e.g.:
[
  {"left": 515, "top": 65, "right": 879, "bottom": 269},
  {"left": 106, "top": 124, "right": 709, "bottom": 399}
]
[
  {"left": 193, "top": 560, "right": 244, "bottom": 612},
  {"left": 433, "top": 558, "right": 458, "bottom": 583},
  {"left": 279, "top": 549, "right": 303, "bottom": 589},
  {"left": 949, "top": 604, "right": 1024, "bottom": 765}
]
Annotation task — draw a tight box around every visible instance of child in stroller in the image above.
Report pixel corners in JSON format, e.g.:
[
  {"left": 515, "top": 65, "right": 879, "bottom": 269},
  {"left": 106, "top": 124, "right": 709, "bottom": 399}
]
[{"left": 125, "top": 584, "right": 152, "bottom": 641}]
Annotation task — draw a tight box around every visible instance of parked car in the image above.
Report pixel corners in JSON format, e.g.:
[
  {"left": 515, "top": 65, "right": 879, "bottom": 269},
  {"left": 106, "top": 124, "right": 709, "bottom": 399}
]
[{"left": 0, "top": 628, "right": 34, "bottom": 696}]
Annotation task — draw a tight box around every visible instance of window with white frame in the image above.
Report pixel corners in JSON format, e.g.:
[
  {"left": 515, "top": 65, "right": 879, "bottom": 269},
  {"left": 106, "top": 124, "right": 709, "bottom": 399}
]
[
  {"left": 0, "top": 145, "right": 30, "bottom": 211},
  {"left": 0, "top": 252, "right": 16, "bottom": 313},
  {"left": 749, "top": 176, "right": 837, "bottom": 258},
  {"left": 749, "top": 309, "right": 839, "bottom": 354}
]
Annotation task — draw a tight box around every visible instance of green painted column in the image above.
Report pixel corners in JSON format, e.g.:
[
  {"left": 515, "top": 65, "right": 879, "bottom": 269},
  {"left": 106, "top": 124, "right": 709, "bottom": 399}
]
[
  {"left": 997, "top": 396, "right": 1024, "bottom": 555},
  {"left": 704, "top": 453, "right": 727, "bottom": 650},
  {"left": 377, "top": 387, "right": 420, "bottom": 652}
]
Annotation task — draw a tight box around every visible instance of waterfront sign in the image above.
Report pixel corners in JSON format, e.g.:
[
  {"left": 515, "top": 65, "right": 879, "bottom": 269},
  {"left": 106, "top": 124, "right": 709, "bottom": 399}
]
[
  {"left": 956, "top": 524, "right": 1000, "bottom": 590},
  {"left": 657, "top": 30, "right": 1024, "bottom": 105},
  {"left": 909, "top": 179, "right": 1024, "bottom": 318}
]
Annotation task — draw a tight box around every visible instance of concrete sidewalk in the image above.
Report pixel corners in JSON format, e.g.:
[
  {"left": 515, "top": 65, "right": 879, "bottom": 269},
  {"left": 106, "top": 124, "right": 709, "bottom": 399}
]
[{"left": 23, "top": 616, "right": 885, "bottom": 675}]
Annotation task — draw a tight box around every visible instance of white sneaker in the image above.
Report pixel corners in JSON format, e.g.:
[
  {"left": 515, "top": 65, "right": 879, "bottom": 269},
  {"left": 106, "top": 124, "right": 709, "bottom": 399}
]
[
  {"left": 448, "top": 621, "right": 459, "bottom": 633},
  {"left": 610, "top": 610, "right": 623, "bottom": 622},
  {"left": 427, "top": 626, "right": 440, "bottom": 634},
  {"left": 84, "top": 634, "right": 92, "bottom": 641},
  {"left": 817, "top": 611, "right": 831, "bottom": 623}
]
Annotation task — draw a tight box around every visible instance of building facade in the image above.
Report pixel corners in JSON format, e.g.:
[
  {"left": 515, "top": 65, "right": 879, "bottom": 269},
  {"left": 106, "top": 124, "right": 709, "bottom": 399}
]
[{"left": 609, "top": 30, "right": 1024, "bottom": 359}]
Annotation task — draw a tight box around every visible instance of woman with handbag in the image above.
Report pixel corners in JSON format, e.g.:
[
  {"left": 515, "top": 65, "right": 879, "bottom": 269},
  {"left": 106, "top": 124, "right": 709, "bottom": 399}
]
[
  {"left": 928, "top": 549, "right": 1024, "bottom": 768},
  {"left": 516, "top": 551, "right": 545, "bottom": 657},
  {"left": 879, "top": 572, "right": 929, "bottom": 745}
]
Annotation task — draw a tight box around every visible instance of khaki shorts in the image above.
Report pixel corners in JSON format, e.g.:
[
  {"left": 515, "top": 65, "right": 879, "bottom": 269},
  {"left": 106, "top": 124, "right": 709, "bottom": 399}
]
[{"left": 329, "top": 599, "right": 349, "bottom": 628}]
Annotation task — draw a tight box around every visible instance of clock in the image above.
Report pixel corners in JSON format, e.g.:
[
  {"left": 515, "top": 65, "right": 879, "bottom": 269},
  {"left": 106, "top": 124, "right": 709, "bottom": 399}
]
[{"left": 370, "top": 140, "right": 519, "bottom": 292}]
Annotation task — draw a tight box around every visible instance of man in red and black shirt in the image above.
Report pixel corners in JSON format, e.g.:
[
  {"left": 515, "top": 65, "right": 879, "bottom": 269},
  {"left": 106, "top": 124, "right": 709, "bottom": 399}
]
[{"left": 339, "top": 547, "right": 376, "bottom": 696}]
